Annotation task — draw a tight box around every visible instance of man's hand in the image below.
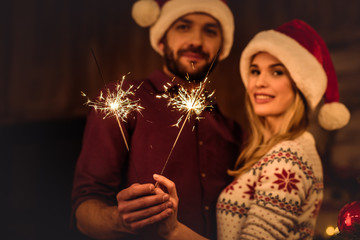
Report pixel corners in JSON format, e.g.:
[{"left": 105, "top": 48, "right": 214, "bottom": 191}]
[
  {"left": 116, "top": 183, "right": 174, "bottom": 233},
  {"left": 75, "top": 183, "right": 173, "bottom": 239}
]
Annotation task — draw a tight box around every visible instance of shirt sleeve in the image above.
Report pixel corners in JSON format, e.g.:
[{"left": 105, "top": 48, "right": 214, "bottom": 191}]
[
  {"left": 239, "top": 142, "right": 318, "bottom": 240},
  {"left": 70, "top": 106, "right": 133, "bottom": 224}
]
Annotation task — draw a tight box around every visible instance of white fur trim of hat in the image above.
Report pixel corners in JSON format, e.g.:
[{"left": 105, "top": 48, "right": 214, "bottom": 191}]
[{"left": 132, "top": 0, "right": 234, "bottom": 60}]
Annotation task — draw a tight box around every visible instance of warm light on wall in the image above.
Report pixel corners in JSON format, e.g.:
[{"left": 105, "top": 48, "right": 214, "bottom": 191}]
[{"left": 325, "top": 226, "right": 339, "bottom": 236}]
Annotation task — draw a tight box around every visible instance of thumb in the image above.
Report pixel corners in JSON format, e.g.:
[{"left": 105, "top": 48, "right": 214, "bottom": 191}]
[{"left": 153, "top": 174, "right": 178, "bottom": 200}]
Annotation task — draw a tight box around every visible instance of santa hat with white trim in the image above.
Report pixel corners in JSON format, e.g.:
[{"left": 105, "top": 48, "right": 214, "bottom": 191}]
[
  {"left": 131, "top": 0, "right": 234, "bottom": 60},
  {"left": 240, "top": 19, "right": 350, "bottom": 130}
]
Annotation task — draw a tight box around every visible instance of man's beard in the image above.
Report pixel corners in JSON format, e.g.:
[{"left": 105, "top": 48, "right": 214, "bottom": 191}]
[{"left": 162, "top": 41, "right": 218, "bottom": 82}]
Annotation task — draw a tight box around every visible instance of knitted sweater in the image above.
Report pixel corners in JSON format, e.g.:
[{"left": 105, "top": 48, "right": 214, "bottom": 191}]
[{"left": 216, "top": 131, "right": 323, "bottom": 240}]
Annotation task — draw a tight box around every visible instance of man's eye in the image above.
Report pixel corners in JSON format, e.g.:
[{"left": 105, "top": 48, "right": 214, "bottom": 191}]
[
  {"left": 204, "top": 28, "right": 218, "bottom": 36},
  {"left": 176, "top": 24, "right": 189, "bottom": 31}
]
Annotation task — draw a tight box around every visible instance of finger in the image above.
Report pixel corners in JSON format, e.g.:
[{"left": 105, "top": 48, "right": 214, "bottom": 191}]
[
  {"left": 127, "top": 208, "right": 174, "bottom": 231},
  {"left": 153, "top": 174, "right": 178, "bottom": 200},
  {"left": 118, "top": 193, "right": 170, "bottom": 214},
  {"left": 154, "top": 186, "right": 165, "bottom": 195},
  {"left": 117, "top": 183, "right": 155, "bottom": 201},
  {"left": 123, "top": 200, "right": 173, "bottom": 223}
]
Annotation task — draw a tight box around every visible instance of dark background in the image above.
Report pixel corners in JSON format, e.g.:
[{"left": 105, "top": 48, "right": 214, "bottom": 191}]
[{"left": 1, "top": 0, "right": 359, "bottom": 239}]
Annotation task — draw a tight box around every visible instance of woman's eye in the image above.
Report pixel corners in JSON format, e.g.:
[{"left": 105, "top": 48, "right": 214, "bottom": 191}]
[
  {"left": 250, "top": 69, "right": 260, "bottom": 75},
  {"left": 273, "top": 70, "right": 284, "bottom": 76}
]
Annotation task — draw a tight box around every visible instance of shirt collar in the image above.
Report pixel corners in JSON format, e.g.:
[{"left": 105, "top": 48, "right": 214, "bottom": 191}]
[{"left": 148, "top": 70, "right": 178, "bottom": 93}]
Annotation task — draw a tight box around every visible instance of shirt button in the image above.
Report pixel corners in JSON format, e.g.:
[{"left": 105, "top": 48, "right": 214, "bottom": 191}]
[
  {"left": 201, "top": 173, "right": 206, "bottom": 178},
  {"left": 204, "top": 206, "right": 209, "bottom": 211},
  {"left": 199, "top": 141, "right": 203, "bottom": 145}
]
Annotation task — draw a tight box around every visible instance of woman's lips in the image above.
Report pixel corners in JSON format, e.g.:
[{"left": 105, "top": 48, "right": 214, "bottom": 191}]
[{"left": 254, "top": 93, "right": 274, "bottom": 103}]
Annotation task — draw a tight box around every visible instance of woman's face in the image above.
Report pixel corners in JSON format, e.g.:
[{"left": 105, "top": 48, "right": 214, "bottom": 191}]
[{"left": 247, "top": 52, "right": 295, "bottom": 122}]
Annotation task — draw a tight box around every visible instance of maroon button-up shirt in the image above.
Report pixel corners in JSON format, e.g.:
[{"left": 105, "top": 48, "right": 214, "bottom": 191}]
[{"left": 71, "top": 70, "right": 241, "bottom": 239}]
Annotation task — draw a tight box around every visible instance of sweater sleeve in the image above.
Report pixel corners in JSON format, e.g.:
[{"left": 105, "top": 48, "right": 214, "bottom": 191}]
[{"left": 239, "top": 141, "right": 322, "bottom": 240}]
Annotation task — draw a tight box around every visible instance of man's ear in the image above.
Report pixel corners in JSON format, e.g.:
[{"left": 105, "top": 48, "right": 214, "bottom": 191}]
[
  {"left": 158, "top": 41, "right": 164, "bottom": 53},
  {"left": 158, "top": 34, "right": 167, "bottom": 53}
]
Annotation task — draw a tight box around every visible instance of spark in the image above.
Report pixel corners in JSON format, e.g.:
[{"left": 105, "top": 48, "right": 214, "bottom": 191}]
[
  {"left": 157, "top": 79, "right": 215, "bottom": 125},
  {"left": 82, "top": 74, "right": 144, "bottom": 151},
  {"left": 168, "top": 80, "right": 214, "bottom": 118}
]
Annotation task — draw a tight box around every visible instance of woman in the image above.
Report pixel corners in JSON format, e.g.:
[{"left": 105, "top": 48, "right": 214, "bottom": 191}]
[{"left": 154, "top": 19, "right": 350, "bottom": 239}]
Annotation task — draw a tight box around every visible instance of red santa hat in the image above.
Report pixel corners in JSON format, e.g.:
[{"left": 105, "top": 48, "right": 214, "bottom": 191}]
[
  {"left": 240, "top": 19, "right": 350, "bottom": 130},
  {"left": 131, "top": 0, "right": 234, "bottom": 60}
]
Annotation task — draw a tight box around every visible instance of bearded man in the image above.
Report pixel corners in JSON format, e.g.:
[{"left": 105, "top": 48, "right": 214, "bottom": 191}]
[{"left": 71, "top": 1, "right": 241, "bottom": 239}]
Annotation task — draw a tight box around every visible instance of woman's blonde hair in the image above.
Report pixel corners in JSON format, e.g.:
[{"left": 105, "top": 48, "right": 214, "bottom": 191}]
[{"left": 228, "top": 83, "right": 310, "bottom": 177}]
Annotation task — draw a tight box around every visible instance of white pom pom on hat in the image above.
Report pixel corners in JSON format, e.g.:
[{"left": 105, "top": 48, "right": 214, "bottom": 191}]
[
  {"left": 131, "top": 0, "right": 160, "bottom": 27},
  {"left": 240, "top": 19, "right": 350, "bottom": 131},
  {"left": 318, "top": 102, "right": 350, "bottom": 131},
  {"left": 131, "top": 0, "right": 234, "bottom": 60}
]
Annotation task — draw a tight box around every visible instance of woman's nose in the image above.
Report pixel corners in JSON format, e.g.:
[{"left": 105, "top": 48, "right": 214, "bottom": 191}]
[{"left": 255, "top": 73, "right": 268, "bottom": 87}]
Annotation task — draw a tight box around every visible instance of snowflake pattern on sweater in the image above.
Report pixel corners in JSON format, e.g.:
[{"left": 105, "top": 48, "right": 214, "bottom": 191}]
[{"left": 217, "top": 132, "right": 323, "bottom": 240}]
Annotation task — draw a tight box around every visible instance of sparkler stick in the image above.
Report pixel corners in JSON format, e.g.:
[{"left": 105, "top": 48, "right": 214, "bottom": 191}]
[
  {"left": 82, "top": 50, "right": 143, "bottom": 151},
  {"left": 156, "top": 49, "right": 221, "bottom": 185}
]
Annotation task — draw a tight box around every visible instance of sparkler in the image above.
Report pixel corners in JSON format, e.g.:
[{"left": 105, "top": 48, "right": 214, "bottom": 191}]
[
  {"left": 82, "top": 50, "right": 144, "bottom": 151},
  {"left": 156, "top": 49, "right": 221, "bottom": 180},
  {"left": 82, "top": 75, "right": 143, "bottom": 151}
]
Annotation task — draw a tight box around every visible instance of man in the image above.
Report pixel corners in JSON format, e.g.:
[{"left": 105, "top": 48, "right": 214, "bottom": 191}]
[{"left": 71, "top": 0, "right": 241, "bottom": 239}]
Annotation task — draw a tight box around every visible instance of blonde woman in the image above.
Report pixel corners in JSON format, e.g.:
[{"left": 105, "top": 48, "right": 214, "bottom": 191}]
[{"left": 154, "top": 19, "right": 350, "bottom": 240}]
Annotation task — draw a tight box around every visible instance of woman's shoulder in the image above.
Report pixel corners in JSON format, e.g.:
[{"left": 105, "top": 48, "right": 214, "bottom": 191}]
[
  {"left": 267, "top": 131, "right": 317, "bottom": 160},
  {"left": 253, "top": 131, "right": 322, "bottom": 179},
  {"left": 274, "top": 131, "right": 315, "bottom": 151}
]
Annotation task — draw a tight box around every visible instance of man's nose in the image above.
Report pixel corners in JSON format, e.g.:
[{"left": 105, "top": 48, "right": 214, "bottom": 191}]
[{"left": 188, "top": 29, "right": 203, "bottom": 47}]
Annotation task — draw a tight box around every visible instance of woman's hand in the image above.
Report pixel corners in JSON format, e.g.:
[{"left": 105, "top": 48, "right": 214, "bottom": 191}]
[{"left": 153, "top": 174, "right": 180, "bottom": 239}]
